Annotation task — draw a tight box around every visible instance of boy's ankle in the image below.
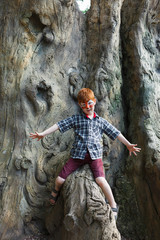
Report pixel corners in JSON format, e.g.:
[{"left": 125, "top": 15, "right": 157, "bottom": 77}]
[{"left": 110, "top": 202, "right": 117, "bottom": 209}]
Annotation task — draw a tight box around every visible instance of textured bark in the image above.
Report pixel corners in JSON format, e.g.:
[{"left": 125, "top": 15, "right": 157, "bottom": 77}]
[
  {"left": 0, "top": 0, "right": 160, "bottom": 240},
  {"left": 121, "top": 0, "right": 160, "bottom": 239},
  {"left": 46, "top": 165, "right": 120, "bottom": 240}
]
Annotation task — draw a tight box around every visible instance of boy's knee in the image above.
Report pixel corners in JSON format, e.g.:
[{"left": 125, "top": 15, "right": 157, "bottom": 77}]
[
  {"left": 56, "top": 176, "right": 65, "bottom": 185},
  {"left": 95, "top": 176, "right": 105, "bottom": 187}
]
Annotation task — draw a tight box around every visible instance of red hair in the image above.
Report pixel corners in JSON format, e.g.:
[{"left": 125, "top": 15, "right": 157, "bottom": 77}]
[{"left": 77, "top": 88, "right": 95, "bottom": 103}]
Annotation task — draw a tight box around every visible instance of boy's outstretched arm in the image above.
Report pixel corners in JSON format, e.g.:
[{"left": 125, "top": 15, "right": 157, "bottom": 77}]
[
  {"left": 117, "top": 133, "right": 141, "bottom": 156},
  {"left": 30, "top": 124, "right": 59, "bottom": 141}
]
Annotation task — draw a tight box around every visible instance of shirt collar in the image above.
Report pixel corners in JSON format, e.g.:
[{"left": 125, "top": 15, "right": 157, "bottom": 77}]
[
  {"left": 85, "top": 112, "right": 96, "bottom": 119},
  {"left": 81, "top": 111, "right": 99, "bottom": 119}
]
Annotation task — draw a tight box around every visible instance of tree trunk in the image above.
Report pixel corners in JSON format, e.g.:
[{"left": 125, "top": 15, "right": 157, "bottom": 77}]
[
  {"left": 0, "top": 0, "right": 160, "bottom": 240},
  {"left": 121, "top": 0, "right": 160, "bottom": 239}
]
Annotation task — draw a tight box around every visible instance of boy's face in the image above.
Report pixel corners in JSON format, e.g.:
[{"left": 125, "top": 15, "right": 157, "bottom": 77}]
[{"left": 79, "top": 99, "right": 96, "bottom": 116}]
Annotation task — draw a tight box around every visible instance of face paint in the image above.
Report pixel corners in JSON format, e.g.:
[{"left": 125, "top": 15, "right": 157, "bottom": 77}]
[{"left": 80, "top": 100, "right": 95, "bottom": 109}]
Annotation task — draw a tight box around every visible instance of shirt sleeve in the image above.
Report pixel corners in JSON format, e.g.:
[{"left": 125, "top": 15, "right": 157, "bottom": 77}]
[
  {"left": 101, "top": 118, "right": 120, "bottom": 140},
  {"left": 57, "top": 115, "right": 75, "bottom": 133}
]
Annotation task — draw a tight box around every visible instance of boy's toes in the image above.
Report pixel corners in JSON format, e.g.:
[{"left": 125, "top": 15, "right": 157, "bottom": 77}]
[{"left": 49, "top": 197, "right": 56, "bottom": 205}]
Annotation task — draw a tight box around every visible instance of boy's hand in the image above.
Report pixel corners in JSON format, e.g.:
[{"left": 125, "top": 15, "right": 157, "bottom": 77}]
[
  {"left": 29, "top": 132, "right": 44, "bottom": 141},
  {"left": 127, "top": 144, "right": 141, "bottom": 156},
  {"left": 117, "top": 134, "right": 141, "bottom": 156}
]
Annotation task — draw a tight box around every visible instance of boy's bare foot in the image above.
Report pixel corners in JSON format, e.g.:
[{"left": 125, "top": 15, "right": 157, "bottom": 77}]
[
  {"left": 49, "top": 189, "right": 59, "bottom": 205},
  {"left": 111, "top": 205, "right": 119, "bottom": 221}
]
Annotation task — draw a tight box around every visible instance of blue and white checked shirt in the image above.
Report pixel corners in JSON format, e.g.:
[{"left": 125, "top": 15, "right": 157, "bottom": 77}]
[{"left": 57, "top": 112, "right": 120, "bottom": 160}]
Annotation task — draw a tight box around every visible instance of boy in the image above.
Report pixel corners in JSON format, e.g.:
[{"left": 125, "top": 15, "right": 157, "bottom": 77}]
[{"left": 30, "top": 88, "right": 141, "bottom": 219}]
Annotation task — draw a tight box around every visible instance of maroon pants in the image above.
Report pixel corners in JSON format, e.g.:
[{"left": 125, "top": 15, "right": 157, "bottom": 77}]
[{"left": 59, "top": 152, "right": 105, "bottom": 179}]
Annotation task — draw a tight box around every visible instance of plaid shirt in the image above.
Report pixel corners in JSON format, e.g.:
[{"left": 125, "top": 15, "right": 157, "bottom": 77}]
[{"left": 57, "top": 112, "right": 120, "bottom": 160}]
